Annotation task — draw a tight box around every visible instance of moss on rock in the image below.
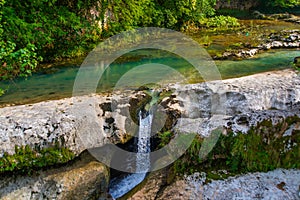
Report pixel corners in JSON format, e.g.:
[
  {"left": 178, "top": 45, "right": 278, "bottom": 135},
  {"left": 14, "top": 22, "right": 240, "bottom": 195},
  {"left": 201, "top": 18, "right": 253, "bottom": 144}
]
[
  {"left": 0, "top": 143, "right": 75, "bottom": 175},
  {"left": 129, "top": 92, "right": 152, "bottom": 124},
  {"left": 173, "top": 115, "right": 300, "bottom": 179}
]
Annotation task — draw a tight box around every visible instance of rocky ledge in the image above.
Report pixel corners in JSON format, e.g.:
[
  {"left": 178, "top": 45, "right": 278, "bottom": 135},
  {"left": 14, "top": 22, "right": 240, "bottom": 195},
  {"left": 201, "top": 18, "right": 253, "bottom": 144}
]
[
  {"left": 0, "top": 90, "right": 150, "bottom": 156},
  {"left": 0, "top": 69, "right": 299, "bottom": 157},
  {"left": 170, "top": 69, "right": 300, "bottom": 136},
  {"left": 216, "top": 30, "right": 300, "bottom": 60},
  {"left": 253, "top": 11, "right": 300, "bottom": 24}
]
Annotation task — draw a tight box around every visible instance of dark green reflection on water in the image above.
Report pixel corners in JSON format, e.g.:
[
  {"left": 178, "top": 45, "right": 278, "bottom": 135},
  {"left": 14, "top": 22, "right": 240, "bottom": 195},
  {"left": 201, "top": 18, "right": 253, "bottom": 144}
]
[{"left": 0, "top": 49, "right": 298, "bottom": 106}]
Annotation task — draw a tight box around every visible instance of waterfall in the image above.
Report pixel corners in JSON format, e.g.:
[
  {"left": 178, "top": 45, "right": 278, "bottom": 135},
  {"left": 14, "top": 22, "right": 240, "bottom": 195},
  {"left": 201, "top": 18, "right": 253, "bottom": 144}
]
[
  {"left": 136, "top": 110, "right": 152, "bottom": 173},
  {"left": 109, "top": 109, "right": 152, "bottom": 199}
]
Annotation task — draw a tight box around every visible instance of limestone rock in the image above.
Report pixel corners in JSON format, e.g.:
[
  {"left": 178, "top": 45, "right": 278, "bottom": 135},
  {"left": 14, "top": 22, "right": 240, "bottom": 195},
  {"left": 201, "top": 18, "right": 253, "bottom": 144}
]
[
  {"left": 172, "top": 69, "right": 300, "bottom": 136},
  {"left": 0, "top": 91, "right": 146, "bottom": 156},
  {"left": 0, "top": 151, "right": 109, "bottom": 200},
  {"left": 219, "top": 30, "right": 300, "bottom": 60},
  {"left": 0, "top": 69, "right": 299, "bottom": 157},
  {"left": 158, "top": 169, "right": 300, "bottom": 200}
]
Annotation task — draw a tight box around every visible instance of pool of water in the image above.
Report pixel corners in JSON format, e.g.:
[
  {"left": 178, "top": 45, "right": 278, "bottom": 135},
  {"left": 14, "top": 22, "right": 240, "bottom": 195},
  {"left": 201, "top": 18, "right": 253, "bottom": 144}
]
[{"left": 0, "top": 49, "right": 298, "bottom": 106}]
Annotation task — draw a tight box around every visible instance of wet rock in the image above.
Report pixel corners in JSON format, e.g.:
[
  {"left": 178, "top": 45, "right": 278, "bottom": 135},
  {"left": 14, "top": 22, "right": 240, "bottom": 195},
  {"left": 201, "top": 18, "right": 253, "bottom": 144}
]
[
  {"left": 0, "top": 151, "right": 109, "bottom": 200},
  {"left": 253, "top": 11, "right": 300, "bottom": 25},
  {"left": 253, "top": 11, "right": 266, "bottom": 19},
  {"left": 271, "top": 41, "right": 283, "bottom": 48},
  {"left": 294, "top": 56, "right": 300, "bottom": 68},
  {"left": 127, "top": 171, "right": 165, "bottom": 200},
  {"left": 265, "top": 30, "right": 300, "bottom": 49}
]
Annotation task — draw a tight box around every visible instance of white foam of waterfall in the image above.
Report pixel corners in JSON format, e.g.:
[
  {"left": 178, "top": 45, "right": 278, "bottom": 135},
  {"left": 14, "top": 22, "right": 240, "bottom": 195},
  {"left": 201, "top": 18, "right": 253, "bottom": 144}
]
[
  {"left": 136, "top": 110, "right": 152, "bottom": 173},
  {"left": 109, "top": 110, "right": 152, "bottom": 199}
]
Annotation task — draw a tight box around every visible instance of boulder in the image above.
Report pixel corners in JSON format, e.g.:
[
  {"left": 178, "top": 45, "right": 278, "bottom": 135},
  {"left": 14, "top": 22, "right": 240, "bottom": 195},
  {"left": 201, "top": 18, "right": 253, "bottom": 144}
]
[
  {"left": 0, "top": 90, "right": 148, "bottom": 156},
  {"left": 0, "top": 151, "right": 110, "bottom": 200}
]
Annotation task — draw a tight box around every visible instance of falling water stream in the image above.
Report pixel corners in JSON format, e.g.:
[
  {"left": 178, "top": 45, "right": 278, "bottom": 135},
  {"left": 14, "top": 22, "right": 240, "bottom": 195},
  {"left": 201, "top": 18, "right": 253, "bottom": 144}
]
[{"left": 108, "top": 110, "right": 153, "bottom": 199}]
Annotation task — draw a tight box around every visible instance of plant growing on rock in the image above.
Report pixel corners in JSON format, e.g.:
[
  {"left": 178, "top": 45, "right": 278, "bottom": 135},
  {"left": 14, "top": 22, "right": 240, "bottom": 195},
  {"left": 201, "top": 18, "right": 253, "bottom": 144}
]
[
  {"left": 0, "top": 144, "right": 75, "bottom": 175},
  {"left": 173, "top": 116, "right": 300, "bottom": 179}
]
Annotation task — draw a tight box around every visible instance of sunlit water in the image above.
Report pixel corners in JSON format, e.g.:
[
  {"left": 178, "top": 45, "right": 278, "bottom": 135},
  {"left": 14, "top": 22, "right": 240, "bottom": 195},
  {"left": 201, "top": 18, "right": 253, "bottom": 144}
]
[{"left": 0, "top": 49, "right": 298, "bottom": 106}]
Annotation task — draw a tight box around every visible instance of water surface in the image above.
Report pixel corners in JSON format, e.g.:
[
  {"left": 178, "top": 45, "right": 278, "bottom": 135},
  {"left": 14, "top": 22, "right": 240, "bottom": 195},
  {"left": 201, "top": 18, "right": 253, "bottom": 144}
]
[{"left": 0, "top": 49, "right": 298, "bottom": 106}]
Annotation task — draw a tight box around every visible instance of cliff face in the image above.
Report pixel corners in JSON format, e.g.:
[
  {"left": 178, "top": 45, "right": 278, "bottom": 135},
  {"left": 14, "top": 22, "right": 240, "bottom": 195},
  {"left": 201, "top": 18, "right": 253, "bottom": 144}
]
[{"left": 215, "top": 0, "right": 260, "bottom": 10}]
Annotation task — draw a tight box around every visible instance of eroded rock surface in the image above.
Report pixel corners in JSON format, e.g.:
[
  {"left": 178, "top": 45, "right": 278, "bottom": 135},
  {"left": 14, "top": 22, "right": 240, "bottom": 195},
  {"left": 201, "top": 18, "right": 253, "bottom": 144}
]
[
  {"left": 158, "top": 169, "right": 300, "bottom": 200},
  {"left": 0, "top": 68, "right": 299, "bottom": 199},
  {"left": 0, "top": 69, "right": 299, "bottom": 155},
  {"left": 0, "top": 91, "right": 148, "bottom": 156},
  {"left": 0, "top": 151, "right": 109, "bottom": 200},
  {"left": 171, "top": 69, "right": 300, "bottom": 136}
]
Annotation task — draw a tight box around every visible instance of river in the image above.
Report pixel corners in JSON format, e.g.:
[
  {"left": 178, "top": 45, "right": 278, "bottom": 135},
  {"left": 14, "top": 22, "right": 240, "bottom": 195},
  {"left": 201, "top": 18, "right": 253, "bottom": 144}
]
[{"left": 0, "top": 49, "right": 298, "bottom": 106}]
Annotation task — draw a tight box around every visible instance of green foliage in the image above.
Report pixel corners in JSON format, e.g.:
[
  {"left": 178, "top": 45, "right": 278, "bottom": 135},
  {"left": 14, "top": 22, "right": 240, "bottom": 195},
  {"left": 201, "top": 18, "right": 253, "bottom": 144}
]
[
  {"left": 103, "top": 0, "right": 155, "bottom": 34},
  {"left": 2, "top": 0, "right": 101, "bottom": 60},
  {"left": 158, "top": 131, "right": 173, "bottom": 148},
  {"left": 198, "top": 15, "right": 240, "bottom": 29},
  {"left": 264, "top": 0, "right": 300, "bottom": 8},
  {"left": 173, "top": 135, "right": 203, "bottom": 174},
  {"left": 0, "top": 0, "right": 102, "bottom": 95},
  {"left": 0, "top": 0, "right": 237, "bottom": 96},
  {"left": 0, "top": 144, "right": 75, "bottom": 174},
  {"left": 0, "top": 41, "right": 42, "bottom": 80},
  {"left": 153, "top": 0, "right": 217, "bottom": 30},
  {"left": 103, "top": 0, "right": 218, "bottom": 32},
  {"left": 173, "top": 116, "right": 300, "bottom": 176}
]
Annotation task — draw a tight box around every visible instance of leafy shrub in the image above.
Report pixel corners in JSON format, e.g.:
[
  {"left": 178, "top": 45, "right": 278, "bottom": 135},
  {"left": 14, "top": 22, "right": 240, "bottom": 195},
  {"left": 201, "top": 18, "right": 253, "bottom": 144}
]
[
  {"left": 0, "top": 0, "right": 102, "bottom": 95},
  {"left": 198, "top": 15, "right": 240, "bottom": 29},
  {"left": 173, "top": 116, "right": 300, "bottom": 176},
  {"left": 0, "top": 41, "right": 42, "bottom": 80}
]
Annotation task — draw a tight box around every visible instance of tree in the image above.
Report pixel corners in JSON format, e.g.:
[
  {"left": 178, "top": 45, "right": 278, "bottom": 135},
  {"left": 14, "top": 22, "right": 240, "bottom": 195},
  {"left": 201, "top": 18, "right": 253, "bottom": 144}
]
[
  {"left": 0, "top": 0, "right": 103, "bottom": 96},
  {"left": 153, "top": 0, "right": 217, "bottom": 29}
]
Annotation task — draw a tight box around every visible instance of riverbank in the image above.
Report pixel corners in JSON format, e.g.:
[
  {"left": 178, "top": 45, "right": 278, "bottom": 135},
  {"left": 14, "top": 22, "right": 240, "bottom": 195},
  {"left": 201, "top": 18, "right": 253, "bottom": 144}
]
[
  {"left": 214, "top": 29, "right": 300, "bottom": 60},
  {"left": 0, "top": 49, "right": 298, "bottom": 107}
]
